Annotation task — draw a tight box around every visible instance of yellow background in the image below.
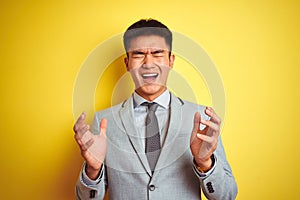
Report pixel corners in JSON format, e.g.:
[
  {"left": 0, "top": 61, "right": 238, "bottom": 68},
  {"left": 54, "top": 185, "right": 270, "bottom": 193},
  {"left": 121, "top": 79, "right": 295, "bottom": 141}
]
[{"left": 1, "top": 0, "right": 299, "bottom": 199}]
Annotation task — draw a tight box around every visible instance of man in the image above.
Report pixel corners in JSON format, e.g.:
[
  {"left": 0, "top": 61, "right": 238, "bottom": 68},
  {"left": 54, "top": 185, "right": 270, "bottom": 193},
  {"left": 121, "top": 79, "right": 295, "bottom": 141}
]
[{"left": 74, "top": 19, "right": 237, "bottom": 199}]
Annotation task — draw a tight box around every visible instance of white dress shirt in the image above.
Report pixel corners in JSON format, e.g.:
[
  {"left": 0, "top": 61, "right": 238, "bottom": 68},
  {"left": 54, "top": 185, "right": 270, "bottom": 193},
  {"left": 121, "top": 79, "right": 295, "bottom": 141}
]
[{"left": 133, "top": 89, "right": 170, "bottom": 149}]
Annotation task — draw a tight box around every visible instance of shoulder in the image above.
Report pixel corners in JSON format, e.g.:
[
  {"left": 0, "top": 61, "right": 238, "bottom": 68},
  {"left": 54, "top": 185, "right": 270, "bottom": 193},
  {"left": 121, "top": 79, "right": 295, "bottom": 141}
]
[
  {"left": 181, "top": 98, "right": 206, "bottom": 109},
  {"left": 90, "top": 101, "right": 126, "bottom": 134},
  {"left": 174, "top": 95, "right": 207, "bottom": 112},
  {"left": 172, "top": 94, "right": 209, "bottom": 121},
  {"left": 94, "top": 101, "right": 124, "bottom": 118}
]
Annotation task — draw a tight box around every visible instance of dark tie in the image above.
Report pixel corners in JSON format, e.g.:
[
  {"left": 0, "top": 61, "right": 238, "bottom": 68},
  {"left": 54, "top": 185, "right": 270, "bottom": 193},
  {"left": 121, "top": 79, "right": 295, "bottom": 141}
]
[{"left": 143, "top": 102, "right": 161, "bottom": 173}]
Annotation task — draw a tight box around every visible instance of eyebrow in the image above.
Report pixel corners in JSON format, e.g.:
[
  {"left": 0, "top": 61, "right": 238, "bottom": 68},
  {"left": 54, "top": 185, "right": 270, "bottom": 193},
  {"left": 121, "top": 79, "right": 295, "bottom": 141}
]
[
  {"left": 151, "top": 49, "right": 165, "bottom": 54},
  {"left": 131, "top": 50, "right": 145, "bottom": 55},
  {"left": 130, "top": 49, "right": 166, "bottom": 54}
]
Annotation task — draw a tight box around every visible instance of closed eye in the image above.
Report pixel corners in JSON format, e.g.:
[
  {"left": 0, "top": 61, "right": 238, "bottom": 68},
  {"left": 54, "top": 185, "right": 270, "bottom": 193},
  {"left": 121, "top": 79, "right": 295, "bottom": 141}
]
[
  {"left": 131, "top": 51, "right": 145, "bottom": 58},
  {"left": 152, "top": 50, "right": 165, "bottom": 57}
]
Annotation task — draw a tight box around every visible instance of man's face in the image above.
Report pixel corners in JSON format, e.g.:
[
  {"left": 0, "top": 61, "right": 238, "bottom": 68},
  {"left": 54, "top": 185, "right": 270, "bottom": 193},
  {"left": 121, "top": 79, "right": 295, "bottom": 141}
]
[{"left": 124, "top": 35, "right": 175, "bottom": 101}]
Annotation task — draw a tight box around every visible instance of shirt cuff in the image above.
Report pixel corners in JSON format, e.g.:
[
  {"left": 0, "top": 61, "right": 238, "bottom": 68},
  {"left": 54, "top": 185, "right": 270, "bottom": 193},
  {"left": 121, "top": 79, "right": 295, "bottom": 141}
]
[
  {"left": 81, "top": 162, "right": 104, "bottom": 186},
  {"left": 193, "top": 154, "right": 217, "bottom": 178}
]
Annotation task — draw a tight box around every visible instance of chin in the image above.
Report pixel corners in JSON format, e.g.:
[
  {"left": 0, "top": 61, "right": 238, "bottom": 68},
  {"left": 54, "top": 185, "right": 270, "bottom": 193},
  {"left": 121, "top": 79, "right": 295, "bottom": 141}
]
[{"left": 137, "top": 85, "right": 166, "bottom": 99}]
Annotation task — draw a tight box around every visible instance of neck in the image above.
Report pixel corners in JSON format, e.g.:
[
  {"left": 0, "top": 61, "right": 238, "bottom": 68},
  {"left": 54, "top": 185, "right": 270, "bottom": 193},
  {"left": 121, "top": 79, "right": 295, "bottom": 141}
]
[{"left": 135, "top": 87, "right": 167, "bottom": 102}]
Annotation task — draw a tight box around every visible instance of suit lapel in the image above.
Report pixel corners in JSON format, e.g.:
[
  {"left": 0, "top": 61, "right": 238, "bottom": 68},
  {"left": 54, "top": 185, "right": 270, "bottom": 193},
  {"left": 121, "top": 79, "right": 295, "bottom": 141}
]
[{"left": 119, "top": 96, "right": 152, "bottom": 177}]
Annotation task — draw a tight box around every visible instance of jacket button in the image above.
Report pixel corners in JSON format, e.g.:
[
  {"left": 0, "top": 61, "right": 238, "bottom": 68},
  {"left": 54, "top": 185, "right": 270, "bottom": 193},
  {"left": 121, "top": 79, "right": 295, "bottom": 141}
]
[
  {"left": 89, "top": 190, "right": 96, "bottom": 198},
  {"left": 149, "top": 185, "right": 155, "bottom": 191},
  {"left": 206, "top": 182, "right": 214, "bottom": 193}
]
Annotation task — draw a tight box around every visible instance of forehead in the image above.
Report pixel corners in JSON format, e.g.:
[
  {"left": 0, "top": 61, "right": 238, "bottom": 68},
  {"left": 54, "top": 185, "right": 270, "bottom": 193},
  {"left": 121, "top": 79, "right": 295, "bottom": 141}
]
[{"left": 128, "top": 35, "right": 169, "bottom": 51}]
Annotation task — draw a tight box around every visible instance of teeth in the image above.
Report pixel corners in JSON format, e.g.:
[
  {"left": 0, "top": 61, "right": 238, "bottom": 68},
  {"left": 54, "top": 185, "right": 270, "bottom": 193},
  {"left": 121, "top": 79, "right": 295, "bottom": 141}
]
[{"left": 142, "top": 73, "right": 158, "bottom": 78}]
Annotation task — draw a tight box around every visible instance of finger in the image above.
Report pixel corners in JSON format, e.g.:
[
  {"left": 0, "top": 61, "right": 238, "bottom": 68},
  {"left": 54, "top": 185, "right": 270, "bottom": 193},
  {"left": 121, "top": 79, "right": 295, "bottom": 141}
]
[
  {"left": 196, "top": 133, "right": 214, "bottom": 143},
  {"left": 74, "top": 130, "right": 93, "bottom": 151},
  {"left": 74, "top": 134, "right": 83, "bottom": 146},
  {"left": 74, "top": 132, "right": 86, "bottom": 149},
  {"left": 200, "top": 119, "right": 220, "bottom": 133},
  {"left": 206, "top": 107, "right": 221, "bottom": 124},
  {"left": 82, "top": 138, "right": 94, "bottom": 151},
  {"left": 77, "top": 124, "right": 90, "bottom": 138},
  {"left": 76, "top": 112, "right": 86, "bottom": 126},
  {"left": 73, "top": 112, "right": 86, "bottom": 132},
  {"left": 205, "top": 107, "right": 221, "bottom": 125},
  {"left": 192, "top": 112, "right": 201, "bottom": 133},
  {"left": 74, "top": 128, "right": 89, "bottom": 144}
]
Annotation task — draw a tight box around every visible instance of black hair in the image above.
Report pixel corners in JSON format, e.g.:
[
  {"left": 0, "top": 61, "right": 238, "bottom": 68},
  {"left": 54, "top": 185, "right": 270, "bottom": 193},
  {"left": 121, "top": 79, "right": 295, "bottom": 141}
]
[{"left": 123, "top": 19, "right": 172, "bottom": 53}]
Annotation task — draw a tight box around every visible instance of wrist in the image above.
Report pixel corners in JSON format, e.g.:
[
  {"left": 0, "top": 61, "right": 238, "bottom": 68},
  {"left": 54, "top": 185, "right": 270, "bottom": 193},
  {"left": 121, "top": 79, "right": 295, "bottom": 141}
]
[
  {"left": 85, "top": 164, "right": 102, "bottom": 180},
  {"left": 194, "top": 155, "right": 214, "bottom": 173}
]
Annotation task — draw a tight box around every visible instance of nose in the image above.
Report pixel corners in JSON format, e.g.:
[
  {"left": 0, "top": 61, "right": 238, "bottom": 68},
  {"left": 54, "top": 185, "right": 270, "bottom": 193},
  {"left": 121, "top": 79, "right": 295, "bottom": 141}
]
[{"left": 143, "top": 51, "right": 154, "bottom": 69}]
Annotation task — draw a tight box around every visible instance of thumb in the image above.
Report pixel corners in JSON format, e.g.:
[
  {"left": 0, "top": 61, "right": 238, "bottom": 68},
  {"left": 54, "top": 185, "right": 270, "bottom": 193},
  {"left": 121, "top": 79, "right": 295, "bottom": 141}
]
[
  {"left": 99, "top": 118, "right": 108, "bottom": 135},
  {"left": 192, "top": 112, "right": 201, "bottom": 133},
  {"left": 191, "top": 112, "right": 201, "bottom": 143}
]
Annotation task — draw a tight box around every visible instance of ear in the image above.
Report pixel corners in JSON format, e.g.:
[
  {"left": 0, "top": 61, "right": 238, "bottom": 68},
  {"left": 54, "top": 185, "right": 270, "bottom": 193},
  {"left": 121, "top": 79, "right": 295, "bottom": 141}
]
[
  {"left": 124, "top": 56, "right": 129, "bottom": 71},
  {"left": 169, "top": 54, "right": 175, "bottom": 68}
]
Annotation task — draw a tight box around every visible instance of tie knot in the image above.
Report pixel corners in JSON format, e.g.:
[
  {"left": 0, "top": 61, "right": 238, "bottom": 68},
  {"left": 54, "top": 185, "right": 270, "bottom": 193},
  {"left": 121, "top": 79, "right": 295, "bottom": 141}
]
[{"left": 142, "top": 102, "right": 159, "bottom": 112}]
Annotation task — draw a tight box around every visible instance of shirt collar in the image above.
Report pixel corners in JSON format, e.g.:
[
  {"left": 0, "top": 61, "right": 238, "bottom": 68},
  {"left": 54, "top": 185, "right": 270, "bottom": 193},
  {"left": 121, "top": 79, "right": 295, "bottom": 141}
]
[{"left": 133, "top": 89, "right": 170, "bottom": 109}]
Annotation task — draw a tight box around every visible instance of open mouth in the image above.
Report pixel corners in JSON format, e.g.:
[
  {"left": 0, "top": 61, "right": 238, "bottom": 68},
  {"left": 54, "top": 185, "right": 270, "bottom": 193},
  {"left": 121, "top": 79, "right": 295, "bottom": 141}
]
[{"left": 142, "top": 73, "right": 158, "bottom": 81}]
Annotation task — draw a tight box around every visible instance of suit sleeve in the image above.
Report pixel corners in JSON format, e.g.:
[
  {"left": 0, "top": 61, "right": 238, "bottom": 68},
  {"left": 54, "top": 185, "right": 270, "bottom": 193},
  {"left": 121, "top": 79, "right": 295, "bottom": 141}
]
[
  {"left": 75, "top": 113, "right": 107, "bottom": 200},
  {"left": 193, "top": 137, "right": 238, "bottom": 200},
  {"left": 75, "top": 163, "right": 106, "bottom": 199}
]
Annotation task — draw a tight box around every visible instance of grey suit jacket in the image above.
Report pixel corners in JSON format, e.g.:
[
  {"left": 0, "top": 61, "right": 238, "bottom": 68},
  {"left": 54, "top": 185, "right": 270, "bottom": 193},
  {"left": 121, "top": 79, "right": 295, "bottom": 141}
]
[{"left": 76, "top": 93, "right": 237, "bottom": 200}]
